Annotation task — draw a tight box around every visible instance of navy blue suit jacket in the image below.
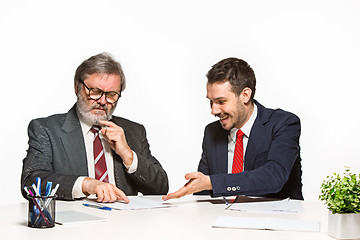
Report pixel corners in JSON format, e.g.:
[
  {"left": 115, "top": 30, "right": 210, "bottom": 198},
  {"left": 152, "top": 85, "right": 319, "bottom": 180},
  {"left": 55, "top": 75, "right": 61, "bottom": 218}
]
[{"left": 197, "top": 100, "right": 303, "bottom": 200}]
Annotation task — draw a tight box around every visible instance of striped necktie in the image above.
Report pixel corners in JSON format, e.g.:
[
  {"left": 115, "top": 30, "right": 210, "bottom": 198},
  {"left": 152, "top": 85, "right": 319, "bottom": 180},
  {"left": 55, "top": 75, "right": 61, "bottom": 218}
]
[
  {"left": 90, "top": 126, "right": 109, "bottom": 182},
  {"left": 232, "top": 129, "right": 244, "bottom": 173}
]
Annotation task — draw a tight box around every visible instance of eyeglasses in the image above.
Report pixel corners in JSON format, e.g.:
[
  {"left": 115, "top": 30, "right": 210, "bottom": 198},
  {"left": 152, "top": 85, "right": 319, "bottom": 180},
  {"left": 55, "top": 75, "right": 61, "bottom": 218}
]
[{"left": 79, "top": 80, "right": 121, "bottom": 104}]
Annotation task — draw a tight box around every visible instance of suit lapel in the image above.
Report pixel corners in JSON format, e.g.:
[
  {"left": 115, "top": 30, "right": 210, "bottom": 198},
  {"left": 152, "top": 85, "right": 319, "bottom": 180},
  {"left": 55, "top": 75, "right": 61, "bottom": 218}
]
[
  {"left": 244, "top": 101, "right": 269, "bottom": 170},
  {"left": 112, "top": 151, "right": 123, "bottom": 187},
  {"left": 214, "top": 124, "right": 229, "bottom": 174},
  {"left": 59, "top": 105, "right": 88, "bottom": 175}
]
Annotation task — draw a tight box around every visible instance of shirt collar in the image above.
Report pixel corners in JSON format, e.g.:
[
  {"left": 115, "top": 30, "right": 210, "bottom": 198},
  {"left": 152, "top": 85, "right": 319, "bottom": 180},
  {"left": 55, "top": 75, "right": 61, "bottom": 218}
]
[{"left": 229, "top": 103, "right": 258, "bottom": 142}]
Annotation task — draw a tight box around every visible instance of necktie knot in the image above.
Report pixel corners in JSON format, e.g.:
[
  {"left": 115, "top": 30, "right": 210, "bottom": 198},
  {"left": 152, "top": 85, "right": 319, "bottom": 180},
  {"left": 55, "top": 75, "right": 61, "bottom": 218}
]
[
  {"left": 90, "top": 126, "right": 101, "bottom": 134},
  {"left": 236, "top": 129, "right": 244, "bottom": 139}
]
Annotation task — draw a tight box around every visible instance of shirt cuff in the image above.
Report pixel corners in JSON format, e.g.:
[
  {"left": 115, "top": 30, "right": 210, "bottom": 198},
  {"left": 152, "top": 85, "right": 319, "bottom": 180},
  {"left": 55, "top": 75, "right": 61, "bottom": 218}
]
[
  {"left": 72, "top": 176, "right": 87, "bottom": 199},
  {"left": 124, "top": 151, "right": 138, "bottom": 174}
]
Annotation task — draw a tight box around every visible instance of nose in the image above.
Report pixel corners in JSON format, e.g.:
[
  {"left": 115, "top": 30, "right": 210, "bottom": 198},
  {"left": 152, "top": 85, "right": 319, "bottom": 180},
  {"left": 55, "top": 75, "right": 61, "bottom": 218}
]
[
  {"left": 211, "top": 103, "right": 221, "bottom": 116},
  {"left": 97, "top": 94, "right": 107, "bottom": 105}
]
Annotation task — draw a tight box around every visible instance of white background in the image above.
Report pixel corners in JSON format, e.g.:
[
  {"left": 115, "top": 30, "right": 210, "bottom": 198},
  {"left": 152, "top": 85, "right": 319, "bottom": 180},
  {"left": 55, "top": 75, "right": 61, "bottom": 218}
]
[{"left": 1, "top": 0, "right": 359, "bottom": 205}]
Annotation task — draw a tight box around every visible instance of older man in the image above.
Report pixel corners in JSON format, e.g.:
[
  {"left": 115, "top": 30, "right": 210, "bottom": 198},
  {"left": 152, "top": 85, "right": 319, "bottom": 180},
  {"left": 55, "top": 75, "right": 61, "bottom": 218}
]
[{"left": 21, "top": 53, "right": 168, "bottom": 202}]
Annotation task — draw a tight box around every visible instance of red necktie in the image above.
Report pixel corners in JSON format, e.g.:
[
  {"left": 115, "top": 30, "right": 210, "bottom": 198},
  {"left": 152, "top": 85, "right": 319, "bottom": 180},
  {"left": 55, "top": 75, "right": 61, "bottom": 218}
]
[
  {"left": 91, "top": 126, "right": 109, "bottom": 182},
  {"left": 232, "top": 129, "right": 244, "bottom": 173}
]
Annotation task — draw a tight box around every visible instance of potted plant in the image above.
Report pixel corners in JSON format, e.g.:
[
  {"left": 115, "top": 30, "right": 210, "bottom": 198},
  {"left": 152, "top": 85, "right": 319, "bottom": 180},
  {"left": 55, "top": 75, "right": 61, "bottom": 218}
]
[{"left": 319, "top": 167, "right": 360, "bottom": 239}]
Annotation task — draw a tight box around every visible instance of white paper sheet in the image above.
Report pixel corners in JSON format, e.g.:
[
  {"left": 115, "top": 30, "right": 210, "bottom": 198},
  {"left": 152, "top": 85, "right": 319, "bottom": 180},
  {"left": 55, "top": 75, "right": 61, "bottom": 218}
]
[
  {"left": 84, "top": 196, "right": 173, "bottom": 210},
  {"left": 213, "top": 216, "right": 320, "bottom": 232},
  {"left": 227, "top": 198, "right": 304, "bottom": 213},
  {"left": 56, "top": 210, "right": 106, "bottom": 225}
]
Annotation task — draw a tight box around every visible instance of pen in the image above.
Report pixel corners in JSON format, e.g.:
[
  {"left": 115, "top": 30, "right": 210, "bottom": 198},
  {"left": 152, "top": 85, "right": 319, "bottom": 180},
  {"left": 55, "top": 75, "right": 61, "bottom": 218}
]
[
  {"left": 45, "top": 183, "right": 59, "bottom": 208},
  {"left": 83, "top": 203, "right": 112, "bottom": 211},
  {"left": 30, "top": 184, "right": 45, "bottom": 207},
  {"left": 32, "top": 183, "right": 41, "bottom": 196},
  {"left": 45, "top": 181, "right": 52, "bottom": 197},
  {"left": 23, "top": 186, "right": 30, "bottom": 196},
  {"left": 223, "top": 197, "right": 229, "bottom": 206},
  {"left": 50, "top": 183, "right": 60, "bottom": 197}
]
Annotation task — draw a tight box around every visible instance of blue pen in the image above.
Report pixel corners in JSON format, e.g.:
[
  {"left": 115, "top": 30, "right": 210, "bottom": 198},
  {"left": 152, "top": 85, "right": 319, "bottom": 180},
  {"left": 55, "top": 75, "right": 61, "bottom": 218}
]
[
  {"left": 83, "top": 203, "right": 112, "bottom": 211},
  {"left": 45, "top": 182, "right": 53, "bottom": 196}
]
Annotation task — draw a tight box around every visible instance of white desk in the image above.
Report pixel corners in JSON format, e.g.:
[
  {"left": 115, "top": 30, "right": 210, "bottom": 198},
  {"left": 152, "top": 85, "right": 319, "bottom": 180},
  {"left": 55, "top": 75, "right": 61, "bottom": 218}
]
[{"left": 0, "top": 196, "right": 332, "bottom": 240}]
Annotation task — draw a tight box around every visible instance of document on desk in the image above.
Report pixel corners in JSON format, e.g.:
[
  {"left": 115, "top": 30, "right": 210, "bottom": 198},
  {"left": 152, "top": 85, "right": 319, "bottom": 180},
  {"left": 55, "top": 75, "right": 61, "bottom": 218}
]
[
  {"left": 84, "top": 196, "right": 173, "bottom": 210},
  {"left": 213, "top": 216, "right": 320, "bottom": 232},
  {"left": 56, "top": 210, "right": 106, "bottom": 225},
  {"left": 227, "top": 198, "right": 304, "bottom": 214}
]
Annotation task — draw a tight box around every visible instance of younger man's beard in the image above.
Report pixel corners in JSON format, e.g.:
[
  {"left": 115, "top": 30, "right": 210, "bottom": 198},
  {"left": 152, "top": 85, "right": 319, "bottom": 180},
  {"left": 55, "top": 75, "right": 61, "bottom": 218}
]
[{"left": 76, "top": 92, "right": 117, "bottom": 126}]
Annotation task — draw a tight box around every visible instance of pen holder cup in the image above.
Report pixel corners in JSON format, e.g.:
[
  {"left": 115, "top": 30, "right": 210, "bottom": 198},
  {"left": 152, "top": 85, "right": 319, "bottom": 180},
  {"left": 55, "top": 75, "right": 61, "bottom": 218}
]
[{"left": 27, "top": 195, "right": 56, "bottom": 228}]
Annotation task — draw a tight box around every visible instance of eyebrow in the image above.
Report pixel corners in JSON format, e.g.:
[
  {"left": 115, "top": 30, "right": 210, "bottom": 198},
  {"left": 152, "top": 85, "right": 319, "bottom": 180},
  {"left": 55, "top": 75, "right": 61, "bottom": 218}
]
[{"left": 207, "top": 96, "right": 227, "bottom": 101}]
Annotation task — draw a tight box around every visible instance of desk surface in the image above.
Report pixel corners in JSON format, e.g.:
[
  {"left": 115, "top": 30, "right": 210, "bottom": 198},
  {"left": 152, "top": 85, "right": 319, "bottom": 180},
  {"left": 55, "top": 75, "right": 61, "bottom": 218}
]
[{"left": 1, "top": 196, "right": 332, "bottom": 240}]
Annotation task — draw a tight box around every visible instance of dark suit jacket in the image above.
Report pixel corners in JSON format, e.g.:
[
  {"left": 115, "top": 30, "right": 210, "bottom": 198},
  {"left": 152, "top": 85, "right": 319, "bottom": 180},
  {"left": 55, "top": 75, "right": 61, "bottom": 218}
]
[
  {"left": 21, "top": 105, "right": 169, "bottom": 200},
  {"left": 197, "top": 100, "right": 303, "bottom": 200}
]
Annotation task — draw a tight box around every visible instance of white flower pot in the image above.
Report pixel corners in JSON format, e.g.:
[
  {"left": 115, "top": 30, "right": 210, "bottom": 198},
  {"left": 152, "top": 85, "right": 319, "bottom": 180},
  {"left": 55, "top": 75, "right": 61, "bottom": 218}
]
[{"left": 328, "top": 212, "right": 360, "bottom": 239}]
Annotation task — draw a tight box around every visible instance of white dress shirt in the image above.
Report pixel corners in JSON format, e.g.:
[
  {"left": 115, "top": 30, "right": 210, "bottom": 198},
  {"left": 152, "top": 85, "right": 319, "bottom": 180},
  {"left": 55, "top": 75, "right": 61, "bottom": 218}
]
[
  {"left": 72, "top": 111, "right": 138, "bottom": 199},
  {"left": 227, "top": 103, "right": 257, "bottom": 173}
]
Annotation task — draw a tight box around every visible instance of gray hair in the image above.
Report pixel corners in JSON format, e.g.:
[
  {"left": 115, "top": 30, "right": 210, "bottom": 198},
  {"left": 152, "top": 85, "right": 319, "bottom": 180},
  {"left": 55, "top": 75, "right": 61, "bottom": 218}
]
[{"left": 74, "top": 52, "right": 126, "bottom": 92}]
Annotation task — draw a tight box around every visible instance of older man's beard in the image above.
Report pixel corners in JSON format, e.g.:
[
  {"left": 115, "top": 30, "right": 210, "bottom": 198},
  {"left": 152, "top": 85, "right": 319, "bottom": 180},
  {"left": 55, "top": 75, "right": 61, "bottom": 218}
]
[{"left": 76, "top": 92, "right": 117, "bottom": 126}]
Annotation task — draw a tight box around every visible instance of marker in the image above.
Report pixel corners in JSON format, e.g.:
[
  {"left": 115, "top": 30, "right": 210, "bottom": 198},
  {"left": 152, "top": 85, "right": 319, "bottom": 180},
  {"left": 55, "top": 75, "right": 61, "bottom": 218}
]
[
  {"left": 36, "top": 177, "right": 41, "bottom": 196},
  {"left": 45, "top": 183, "right": 59, "bottom": 208},
  {"left": 24, "top": 186, "right": 30, "bottom": 196},
  {"left": 32, "top": 183, "right": 41, "bottom": 196},
  {"left": 50, "top": 183, "right": 60, "bottom": 197},
  {"left": 83, "top": 203, "right": 112, "bottom": 211},
  {"left": 30, "top": 184, "right": 45, "bottom": 208}
]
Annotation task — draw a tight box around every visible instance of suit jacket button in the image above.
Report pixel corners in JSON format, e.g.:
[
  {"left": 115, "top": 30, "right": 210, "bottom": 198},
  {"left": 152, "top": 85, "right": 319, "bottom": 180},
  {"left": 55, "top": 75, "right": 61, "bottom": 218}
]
[
  {"left": 232, "top": 187, "right": 236, "bottom": 191},
  {"left": 237, "top": 186, "right": 240, "bottom": 190},
  {"left": 227, "top": 187, "right": 231, "bottom": 191}
]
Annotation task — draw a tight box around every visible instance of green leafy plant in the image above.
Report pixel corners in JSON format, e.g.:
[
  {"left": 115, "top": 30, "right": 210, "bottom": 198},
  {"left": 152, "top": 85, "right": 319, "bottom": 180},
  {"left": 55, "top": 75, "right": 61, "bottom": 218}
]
[{"left": 319, "top": 167, "right": 360, "bottom": 214}]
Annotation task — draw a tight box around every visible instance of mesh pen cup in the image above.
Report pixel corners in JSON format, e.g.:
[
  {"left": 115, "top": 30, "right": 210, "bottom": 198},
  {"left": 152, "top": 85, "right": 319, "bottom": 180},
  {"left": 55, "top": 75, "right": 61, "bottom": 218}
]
[{"left": 27, "top": 195, "right": 56, "bottom": 228}]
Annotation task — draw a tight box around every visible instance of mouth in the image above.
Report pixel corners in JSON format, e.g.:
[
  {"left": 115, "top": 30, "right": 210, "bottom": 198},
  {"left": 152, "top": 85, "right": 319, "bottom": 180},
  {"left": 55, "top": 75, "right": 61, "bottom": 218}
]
[
  {"left": 91, "top": 104, "right": 108, "bottom": 112},
  {"left": 218, "top": 114, "right": 229, "bottom": 123},
  {"left": 91, "top": 107, "right": 107, "bottom": 115}
]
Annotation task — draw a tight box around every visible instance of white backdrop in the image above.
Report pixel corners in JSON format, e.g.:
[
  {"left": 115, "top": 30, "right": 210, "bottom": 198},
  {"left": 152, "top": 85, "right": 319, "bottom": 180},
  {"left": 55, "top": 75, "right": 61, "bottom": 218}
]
[{"left": 1, "top": 0, "right": 359, "bottom": 205}]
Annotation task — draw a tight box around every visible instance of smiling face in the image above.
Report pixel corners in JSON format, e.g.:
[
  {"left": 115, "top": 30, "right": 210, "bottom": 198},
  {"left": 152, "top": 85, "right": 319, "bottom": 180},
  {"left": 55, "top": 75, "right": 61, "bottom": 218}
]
[
  {"left": 75, "top": 73, "right": 121, "bottom": 125},
  {"left": 206, "top": 81, "right": 253, "bottom": 130}
]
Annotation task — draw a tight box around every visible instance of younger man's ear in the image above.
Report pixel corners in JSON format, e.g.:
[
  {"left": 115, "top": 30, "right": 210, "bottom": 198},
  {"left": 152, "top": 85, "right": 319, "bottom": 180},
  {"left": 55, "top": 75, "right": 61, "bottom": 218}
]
[{"left": 241, "top": 87, "right": 252, "bottom": 104}]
